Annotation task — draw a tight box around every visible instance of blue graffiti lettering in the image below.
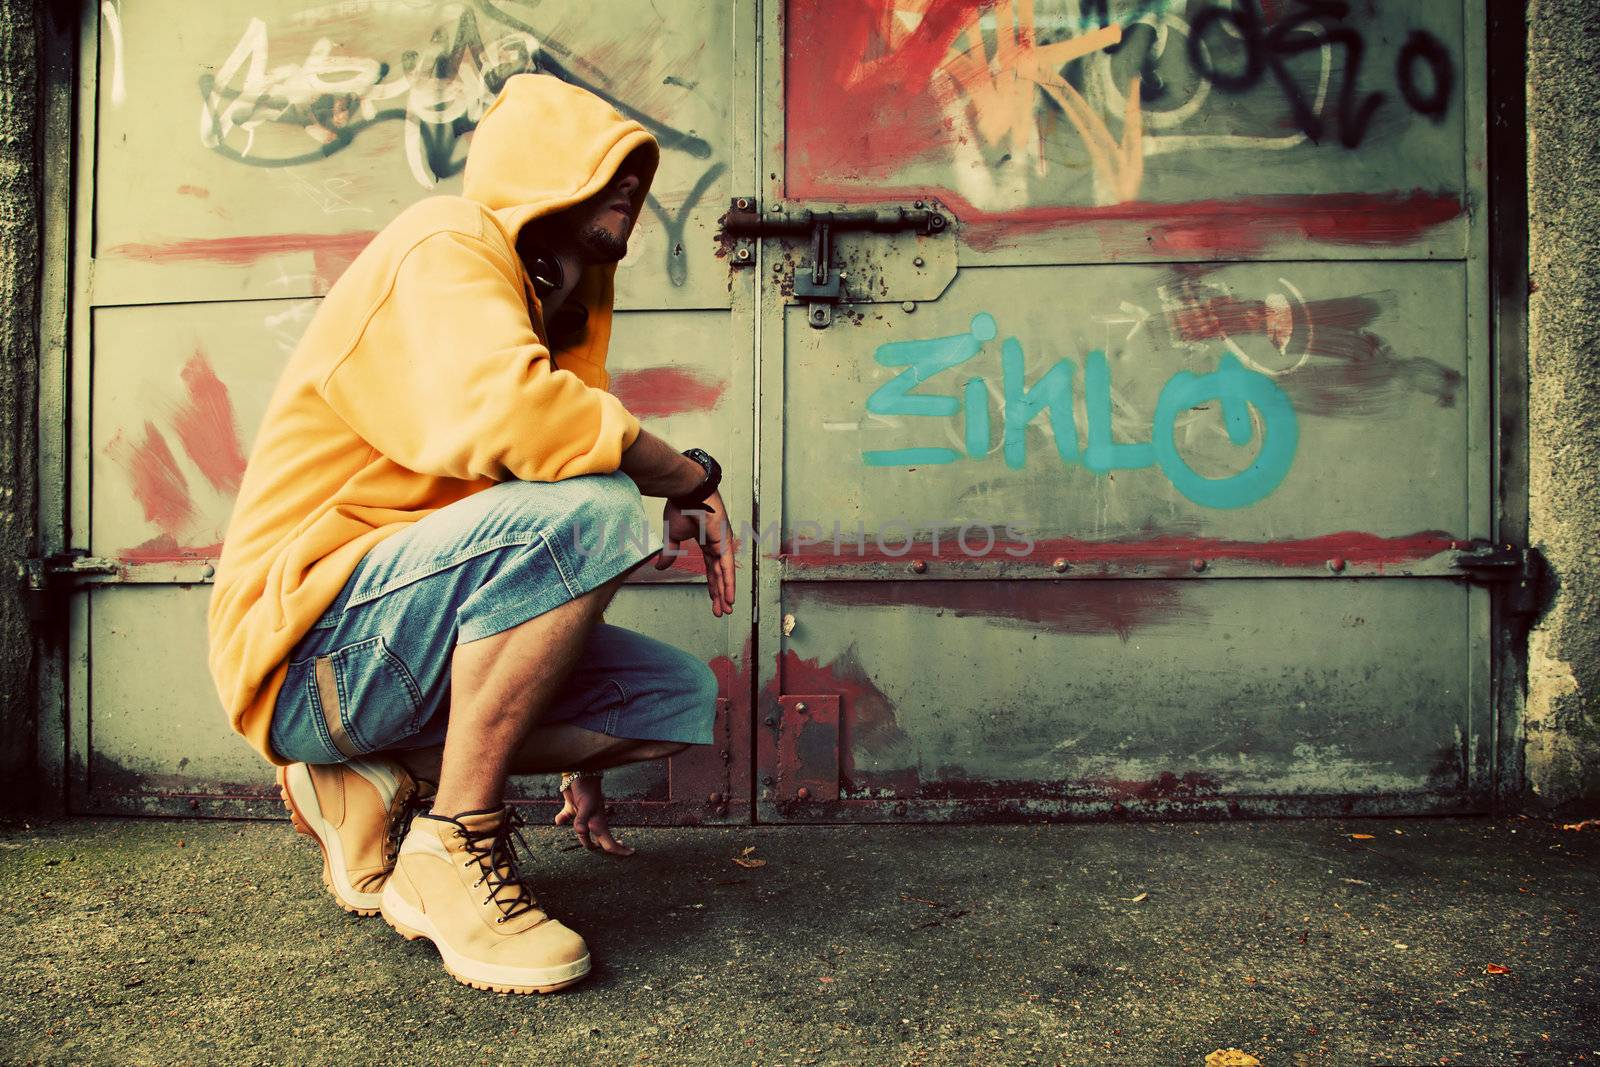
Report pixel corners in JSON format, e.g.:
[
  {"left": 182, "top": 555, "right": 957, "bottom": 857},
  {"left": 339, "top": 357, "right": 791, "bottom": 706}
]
[
  {"left": 1001, "top": 336, "right": 1080, "bottom": 469},
  {"left": 863, "top": 312, "right": 994, "bottom": 467},
  {"left": 1083, "top": 349, "right": 1155, "bottom": 474},
  {"left": 860, "top": 315, "right": 1300, "bottom": 509},
  {"left": 1151, "top": 353, "right": 1298, "bottom": 509}
]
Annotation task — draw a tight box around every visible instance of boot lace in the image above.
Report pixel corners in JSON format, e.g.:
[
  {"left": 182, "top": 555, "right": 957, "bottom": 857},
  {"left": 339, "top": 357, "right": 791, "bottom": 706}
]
[
  {"left": 455, "top": 808, "right": 543, "bottom": 924},
  {"left": 382, "top": 779, "right": 429, "bottom": 869}
]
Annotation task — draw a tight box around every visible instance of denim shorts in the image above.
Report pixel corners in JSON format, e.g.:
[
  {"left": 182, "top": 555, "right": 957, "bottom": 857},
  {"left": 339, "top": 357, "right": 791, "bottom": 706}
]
[{"left": 269, "top": 470, "right": 719, "bottom": 765}]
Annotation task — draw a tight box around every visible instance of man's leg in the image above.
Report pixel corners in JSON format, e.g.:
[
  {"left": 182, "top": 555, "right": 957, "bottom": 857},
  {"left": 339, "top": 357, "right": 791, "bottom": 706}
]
[
  {"left": 271, "top": 472, "right": 668, "bottom": 895},
  {"left": 388, "top": 609, "right": 716, "bottom": 792},
  {"left": 393, "top": 731, "right": 687, "bottom": 786},
  {"left": 427, "top": 566, "right": 629, "bottom": 816},
  {"left": 371, "top": 475, "right": 675, "bottom": 994}
]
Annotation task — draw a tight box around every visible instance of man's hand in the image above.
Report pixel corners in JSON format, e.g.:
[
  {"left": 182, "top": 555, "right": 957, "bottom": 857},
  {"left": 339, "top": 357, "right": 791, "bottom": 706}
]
[
  {"left": 655, "top": 490, "right": 735, "bottom": 617},
  {"left": 553, "top": 775, "right": 634, "bottom": 856}
]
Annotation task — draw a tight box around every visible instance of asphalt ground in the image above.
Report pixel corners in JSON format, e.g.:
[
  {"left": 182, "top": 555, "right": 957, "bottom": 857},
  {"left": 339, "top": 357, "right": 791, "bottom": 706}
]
[{"left": 1, "top": 814, "right": 1596, "bottom": 1066}]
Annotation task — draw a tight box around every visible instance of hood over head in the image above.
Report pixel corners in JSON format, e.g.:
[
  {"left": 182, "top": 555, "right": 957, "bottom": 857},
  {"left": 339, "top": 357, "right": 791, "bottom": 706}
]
[{"left": 462, "top": 73, "right": 659, "bottom": 367}]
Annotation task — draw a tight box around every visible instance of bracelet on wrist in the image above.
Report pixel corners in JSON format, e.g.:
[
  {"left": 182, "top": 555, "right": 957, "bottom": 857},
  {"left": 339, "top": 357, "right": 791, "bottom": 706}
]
[{"left": 560, "top": 769, "right": 602, "bottom": 790}]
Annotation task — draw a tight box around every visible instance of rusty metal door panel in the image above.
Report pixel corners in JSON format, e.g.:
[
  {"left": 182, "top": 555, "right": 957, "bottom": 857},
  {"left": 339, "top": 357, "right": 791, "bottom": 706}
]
[
  {"left": 66, "top": 0, "right": 758, "bottom": 819},
  {"left": 752, "top": 0, "right": 1495, "bottom": 821},
  {"left": 783, "top": 0, "right": 1469, "bottom": 264},
  {"left": 771, "top": 579, "right": 1474, "bottom": 820}
]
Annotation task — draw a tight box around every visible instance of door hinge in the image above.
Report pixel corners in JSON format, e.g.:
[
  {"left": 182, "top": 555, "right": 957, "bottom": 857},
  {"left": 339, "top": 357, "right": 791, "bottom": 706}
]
[
  {"left": 720, "top": 198, "right": 953, "bottom": 328},
  {"left": 22, "top": 550, "right": 122, "bottom": 623},
  {"left": 21, "top": 550, "right": 122, "bottom": 614},
  {"left": 1451, "top": 541, "right": 1549, "bottom": 619}
]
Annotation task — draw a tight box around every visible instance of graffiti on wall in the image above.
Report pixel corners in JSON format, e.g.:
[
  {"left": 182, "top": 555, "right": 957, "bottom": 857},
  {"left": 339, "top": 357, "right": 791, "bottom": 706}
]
[
  {"left": 856, "top": 269, "right": 1460, "bottom": 509},
  {"left": 785, "top": 0, "right": 1464, "bottom": 248},
  {"left": 860, "top": 311, "right": 1299, "bottom": 509},
  {"left": 198, "top": 3, "right": 713, "bottom": 184},
  {"left": 187, "top": 2, "right": 721, "bottom": 285}
]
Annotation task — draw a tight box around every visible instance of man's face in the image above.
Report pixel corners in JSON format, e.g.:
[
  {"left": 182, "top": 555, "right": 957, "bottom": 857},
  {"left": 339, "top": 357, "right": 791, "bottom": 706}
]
[{"left": 568, "top": 167, "right": 643, "bottom": 264}]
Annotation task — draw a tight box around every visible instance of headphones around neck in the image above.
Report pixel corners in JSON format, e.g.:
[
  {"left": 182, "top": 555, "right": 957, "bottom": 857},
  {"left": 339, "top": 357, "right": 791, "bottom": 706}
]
[{"left": 526, "top": 250, "right": 564, "bottom": 299}]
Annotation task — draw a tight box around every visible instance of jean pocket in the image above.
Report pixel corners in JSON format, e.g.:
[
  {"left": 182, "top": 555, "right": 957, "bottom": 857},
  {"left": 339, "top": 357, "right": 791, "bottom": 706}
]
[{"left": 305, "top": 635, "right": 424, "bottom": 757}]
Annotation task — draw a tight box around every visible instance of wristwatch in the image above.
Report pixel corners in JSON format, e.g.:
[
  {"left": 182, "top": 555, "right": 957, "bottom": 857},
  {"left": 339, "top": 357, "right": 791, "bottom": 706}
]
[{"left": 669, "top": 447, "right": 722, "bottom": 511}]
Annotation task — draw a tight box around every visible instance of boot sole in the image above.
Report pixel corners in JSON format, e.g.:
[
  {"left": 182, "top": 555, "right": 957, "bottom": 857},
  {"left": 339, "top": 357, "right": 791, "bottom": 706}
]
[
  {"left": 379, "top": 884, "right": 591, "bottom": 995},
  {"left": 277, "top": 764, "right": 382, "bottom": 917}
]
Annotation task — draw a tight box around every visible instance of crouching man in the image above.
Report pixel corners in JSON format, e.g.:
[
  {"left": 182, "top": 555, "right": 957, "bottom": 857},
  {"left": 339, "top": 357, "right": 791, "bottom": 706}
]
[{"left": 206, "top": 74, "right": 734, "bottom": 994}]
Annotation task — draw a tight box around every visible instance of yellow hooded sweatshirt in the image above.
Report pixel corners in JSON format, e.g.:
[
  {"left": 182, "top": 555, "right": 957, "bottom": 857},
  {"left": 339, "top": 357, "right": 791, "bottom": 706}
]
[{"left": 207, "top": 74, "right": 659, "bottom": 765}]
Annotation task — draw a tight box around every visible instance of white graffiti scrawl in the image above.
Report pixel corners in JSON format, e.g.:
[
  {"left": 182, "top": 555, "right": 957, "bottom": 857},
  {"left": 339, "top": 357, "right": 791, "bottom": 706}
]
[{"left": 199, "top": 8, "right": 542, "bottom": 187}]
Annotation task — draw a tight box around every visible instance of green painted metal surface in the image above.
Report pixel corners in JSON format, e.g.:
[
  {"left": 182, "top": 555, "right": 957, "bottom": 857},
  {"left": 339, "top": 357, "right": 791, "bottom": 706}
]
[
  {"left": 752, "top": 0, "right": 1495, "bottom": 821},
  {"left": 58, "top": 0, "right": 1498, "bottom": 821}
]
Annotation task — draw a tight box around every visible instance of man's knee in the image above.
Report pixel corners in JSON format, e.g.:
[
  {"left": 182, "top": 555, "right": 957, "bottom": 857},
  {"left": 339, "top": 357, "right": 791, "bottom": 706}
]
[{"left": 567, "top": 471, "right": 649, "bottom": 542}]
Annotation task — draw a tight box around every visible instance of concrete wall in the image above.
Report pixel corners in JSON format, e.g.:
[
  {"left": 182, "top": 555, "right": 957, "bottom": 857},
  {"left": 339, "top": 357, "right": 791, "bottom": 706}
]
[
  {"left": 0, "top": 0, "right": 41, "bottom": 809},
  {"left": 1526, "top": 0, "right": 1600, "bottom": 811}
]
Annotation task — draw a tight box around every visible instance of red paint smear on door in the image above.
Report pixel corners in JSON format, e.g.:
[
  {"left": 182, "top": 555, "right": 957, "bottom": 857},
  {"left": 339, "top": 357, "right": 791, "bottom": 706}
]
[
  {"left": 113, "top": 422, "right": 195, "bottom": 536},
  {"left": 797, "top": 580, "right": 1206, "bottom": 640},
  {"left": 107, "top": 231, "right": 377, "bottom": 288},
  {"left": 610, "top": 367, "right": 728, "bottom": 417},
  {"left": 783, "top": 3, "right": 1462, "bottom": 252},
  {"left": 1169, "top": 294, "right": 1460, "bottom": 416},
  {"left": 120, "top": 534, "right": 223, "bottom": 563},
  {"left": 789, "top": 182, "right": 1463, "bottom": 255},
  {"left": 714, "top": 636, "right": 921, "bottom": 798},
  {"left": 784, "top": 530, "right": 1460, "bottom": 572},
  {"left": 777, "top": 646, "right": 920, "bottom": 795},
  {"left": 1171, "top": 295, "right": 1382, "bottom": 358},
  {"left": 785, "top": 0, "right": 988, "bottom": 188},
  {"left": 172, "top": 352, "right": 249, "bottom": 495}
]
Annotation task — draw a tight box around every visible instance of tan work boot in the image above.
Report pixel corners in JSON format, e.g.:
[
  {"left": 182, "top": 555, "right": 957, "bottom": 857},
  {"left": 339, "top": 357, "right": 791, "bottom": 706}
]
[
  {"left": 277, "top": 758, "right": 420, "bottom": 916},
  {"left": 380, "top": 806, "right": 591, "bottom": 994}
]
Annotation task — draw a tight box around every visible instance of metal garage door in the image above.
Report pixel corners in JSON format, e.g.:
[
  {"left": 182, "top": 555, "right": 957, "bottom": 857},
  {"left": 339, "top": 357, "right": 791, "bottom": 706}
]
[
  {"left": 748, "top": 0, "right": 1504, "bottom": 821},
  {"left": 55, "top": 0, "right": 757, "bottom": 820},
  {"left": 48, "top": 0, "right": 1512, "bottom": 823}
]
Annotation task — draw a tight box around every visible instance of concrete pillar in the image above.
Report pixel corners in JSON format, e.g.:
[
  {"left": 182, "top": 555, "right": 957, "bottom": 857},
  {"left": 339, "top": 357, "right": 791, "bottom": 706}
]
[
  {"left": 1526, "top": 0, "right": 1600, "bottom": 810},
  {"left": 0, "top": 0, "right": 42, "bottom": 808}
]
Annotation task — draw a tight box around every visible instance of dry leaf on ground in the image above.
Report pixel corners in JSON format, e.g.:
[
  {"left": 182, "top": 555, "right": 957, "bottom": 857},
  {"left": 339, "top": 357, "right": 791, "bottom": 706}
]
[
  {"left": 1205, "top": 1049, "right": 1261, "bottom": 1066},
  {"left": 1485, "top": 963, "right": 1510, "bottom": 975},
  {"left": 733, "top": 857, "right": 767, "bottom": 869},
  {"left": 1559, "top": 819, "right": 1597, "bottom": 831},
  {"left": 1349, "top": 833, "right": 1376, "bottom": 840},
  {"left": 1123, "top": 892, "right": 1148, "bottom": 903}
]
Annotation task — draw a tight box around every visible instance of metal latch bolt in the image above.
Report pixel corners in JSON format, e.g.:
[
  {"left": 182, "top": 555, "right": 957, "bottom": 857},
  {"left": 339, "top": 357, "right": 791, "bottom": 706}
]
[{"left": 722, "top": 199, "right": 948, "bottom": 327}]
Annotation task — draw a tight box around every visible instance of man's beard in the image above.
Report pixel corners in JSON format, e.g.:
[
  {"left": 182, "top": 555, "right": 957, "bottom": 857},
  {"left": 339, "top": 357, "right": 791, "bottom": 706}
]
[{"left": 576, "top": 222, "right": 629, "bottom": 264}]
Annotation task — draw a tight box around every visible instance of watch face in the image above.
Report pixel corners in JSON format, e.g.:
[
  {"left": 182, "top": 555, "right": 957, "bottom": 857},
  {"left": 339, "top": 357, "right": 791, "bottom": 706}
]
[
  {"left": 686, "top": 448, "right": 720, "bottom": 480},
  {"left": 676, "top": 449, "right": 720, "bottom": 506}
]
